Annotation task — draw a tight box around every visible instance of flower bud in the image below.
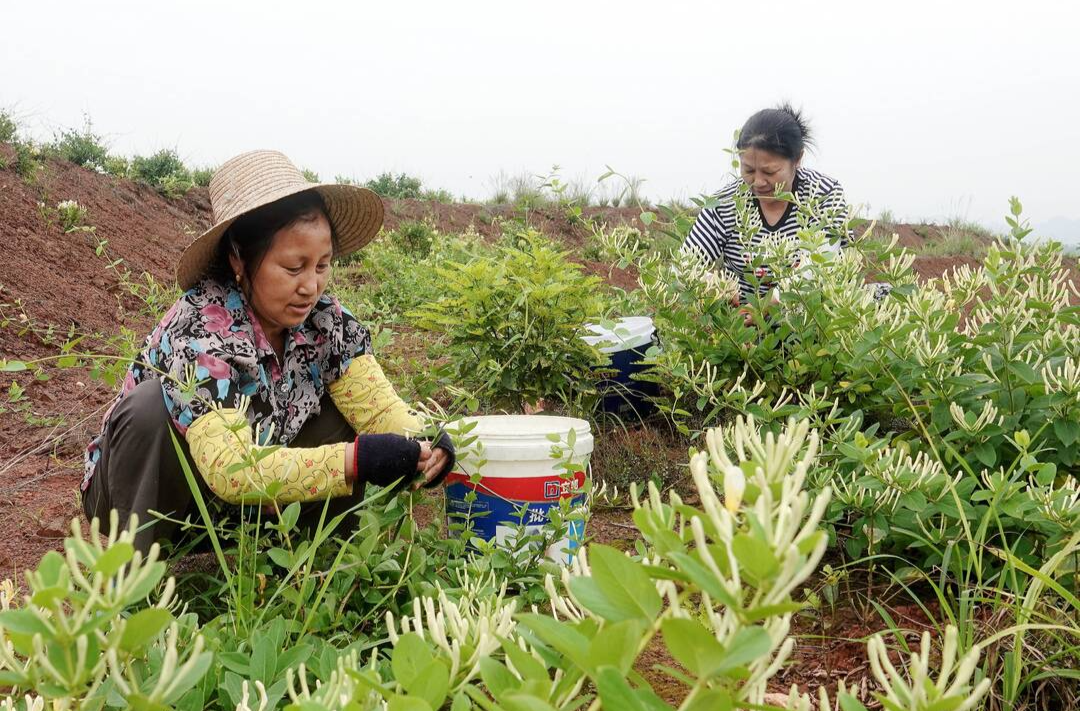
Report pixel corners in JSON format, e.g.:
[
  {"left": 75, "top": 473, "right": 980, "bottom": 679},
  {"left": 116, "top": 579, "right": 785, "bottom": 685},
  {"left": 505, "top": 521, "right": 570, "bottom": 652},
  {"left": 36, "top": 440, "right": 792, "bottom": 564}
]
[
  {"left": 723, "top": 465, "right": 746, "bottom": 514},
  {"left": 1015, "top": 429, "right": 1031, "bottom": 448}
]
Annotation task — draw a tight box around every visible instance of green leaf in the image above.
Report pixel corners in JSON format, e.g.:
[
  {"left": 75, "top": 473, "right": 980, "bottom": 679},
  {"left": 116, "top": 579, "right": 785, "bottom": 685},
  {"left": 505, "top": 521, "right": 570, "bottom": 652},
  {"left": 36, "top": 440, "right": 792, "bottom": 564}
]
[
  {"left": 731, "top": 534, "right": 779, "bottom": 583},
  {"left": 661, "top": 618, "right": 725, "bottom": 677},
  {"left": 127, "top": 694, "right": 171, "bottom": 711},
  {"left": 405, "top": 660, "right": 450, "bottom": 709},
  {"left": 279, "top": 502, "right": 301, "bottom": 532},
  {"left": 92, "top": 541, "right": 134, "bottom": 577},
  {"left": 0, "top": 361, "right": 28, "bottom": 372},
  {"left": 666, "top": 552, "right": 738, "bottom": 608},
  {"left": 516, "top": 614, "right": 594, "bottom": 671},
  {"left": 392, "top": 632, "right": 434, "bottom": 690},
  {"left": 119, "top": 608, "right": 173, "bottom": 653},
  {"left": 588, "top": 619, "right": 647, "bottom": 674},
  {"left": 30, "top": 586, "right": 67, "bottom": 609},
  {"left": 568, "top": 544, "right": 660, "bottom": 622},
  {"left": 972, "top": 441, "right": 997, "bottom": 468},
  {"left": 717, "top": 626, "right": 772, "bottom": 673},
  {"left": 595, "top": 666, "right": 672, "bottom": 711},
  {"left": 388, "top": 696, "right": 432, "bottom": 711},
  {"left": 838, "top": 693, "right": 871, "bottom": 711},
  {"left": 684, "top": 689, "right": 733, "bottom": 711},
  {"left": 500, "top": 637, "right": 549, "bottom": 682},
  {"left": 0, "top": 609, "right": 52, "bottom": 637},
  {"left": 267, "top": 547, "right": 293, "bottom": 569},
  {"left": 1054, "top": 419, "right": 1080, "bottom": 447},
  {"left": 35, "top": 550, "right": 67, "bottom": 587},
  {"left": 480, "top": 657, "right": 519, "bottom": 697},
  {"left": 162, "top": 651, "right": 214, "bottom": 704},
  {"left": 251, "top": 634, "right": 279, "bottom": 685},
  {"left": 499, "top": 694, "right": 560, "bottom": 711}
]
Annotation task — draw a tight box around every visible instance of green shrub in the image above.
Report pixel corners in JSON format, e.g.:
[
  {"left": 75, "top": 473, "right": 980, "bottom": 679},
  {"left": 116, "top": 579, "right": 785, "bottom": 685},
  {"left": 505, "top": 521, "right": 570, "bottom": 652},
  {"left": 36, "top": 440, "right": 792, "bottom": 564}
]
[
  {"left": 55, "top": 199, "right": 89, "bottom": 232},
  {"left": 419, "top": 187, "right": 455, "bottom": 203},
  {"left": 102, "top": 154, "right": 131, "bottom": 178},
  {"left": 50, "top": 117, "right": 109, "bottom": 170},
  {"left": 364, "top": 171, "right": 423, "bottom": 199},
  {"left": 191, "top": 165, "right": 215, "bottom": 187},
  {"left": 411, "top": 230, "right": 607, "bottom": 412},
  {"left": 389, "top": 219, "right": 437, "bottom": 255},
  {"left": 301, "top": 167, "right": 320, "bottom": 183},
  {"left": 130, "top": 149, "right": 192, "bottom": 197},
  {"left": 0, "top": 110, "right": 17, "bottom": 143}
]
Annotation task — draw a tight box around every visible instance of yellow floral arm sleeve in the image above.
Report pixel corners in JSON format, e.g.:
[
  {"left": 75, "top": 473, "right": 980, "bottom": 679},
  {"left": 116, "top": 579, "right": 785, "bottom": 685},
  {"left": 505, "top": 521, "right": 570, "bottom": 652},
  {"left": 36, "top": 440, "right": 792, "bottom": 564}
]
[
  {"left": 328, "top": 354, "right": 423, "bottom": 436},
  {"left": 186, "top": 408, "right": 351, "bottom": 505}
]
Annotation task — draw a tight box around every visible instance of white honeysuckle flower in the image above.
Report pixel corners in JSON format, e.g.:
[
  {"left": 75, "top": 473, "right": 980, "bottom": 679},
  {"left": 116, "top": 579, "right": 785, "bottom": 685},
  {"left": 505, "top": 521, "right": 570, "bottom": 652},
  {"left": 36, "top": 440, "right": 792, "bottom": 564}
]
[
  {"left": 235, "top": 680, "right": 268, "bottom": 711},
  {"left": 723, "top": 465, "right": 746, "bottom": 513},
  {"left": 0, "top": 580, "right": 13, "bottom": 611},
  {"left": 948, "top": 400, "right": 1003, "bottom": 435},
  {"left": 867, "top": 626, "right": 990, "bottom": 711},
  {"left": 1043, "top": 357, "right": 1080, "bottom": 402}
]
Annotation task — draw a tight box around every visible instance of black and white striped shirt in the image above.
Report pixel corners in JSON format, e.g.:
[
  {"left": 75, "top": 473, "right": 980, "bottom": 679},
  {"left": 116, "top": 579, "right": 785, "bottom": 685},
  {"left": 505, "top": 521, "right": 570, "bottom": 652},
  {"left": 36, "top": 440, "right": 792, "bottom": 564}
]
[{"left": 682, "top": 167, "right": 850, "bottom": 297}]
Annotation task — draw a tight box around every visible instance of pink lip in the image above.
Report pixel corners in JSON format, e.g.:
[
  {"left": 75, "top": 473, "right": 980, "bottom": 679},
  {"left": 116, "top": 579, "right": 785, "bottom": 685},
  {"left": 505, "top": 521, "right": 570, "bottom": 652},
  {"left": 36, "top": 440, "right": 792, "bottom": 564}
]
[{"left": 288, "top": 303, "right": 314, "bottom": 312}]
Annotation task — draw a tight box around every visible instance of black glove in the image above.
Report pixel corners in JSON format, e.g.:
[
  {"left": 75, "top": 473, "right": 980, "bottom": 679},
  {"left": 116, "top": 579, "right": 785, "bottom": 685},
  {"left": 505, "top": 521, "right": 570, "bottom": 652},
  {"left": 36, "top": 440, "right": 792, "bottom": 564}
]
[
  {"left": 354, "top": 433, "right": 421, "bottom": 489},
  {"left": 422, "top": 429, "right": 456, "bottom": 489}
]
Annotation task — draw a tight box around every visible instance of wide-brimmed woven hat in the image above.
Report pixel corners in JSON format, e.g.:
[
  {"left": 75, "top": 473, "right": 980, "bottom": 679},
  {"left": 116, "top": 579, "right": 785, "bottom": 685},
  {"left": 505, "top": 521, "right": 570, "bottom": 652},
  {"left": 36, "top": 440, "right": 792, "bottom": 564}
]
[{"left": 176, "top": 150, "right": 384, "bottom": 290}]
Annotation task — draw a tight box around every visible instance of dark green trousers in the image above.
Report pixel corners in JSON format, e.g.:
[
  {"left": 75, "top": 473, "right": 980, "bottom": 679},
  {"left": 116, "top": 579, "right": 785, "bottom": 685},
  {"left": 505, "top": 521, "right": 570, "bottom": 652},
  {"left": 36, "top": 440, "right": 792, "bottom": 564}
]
[{"left": 81, "top": 379, "right": 362, "bottom": 553}]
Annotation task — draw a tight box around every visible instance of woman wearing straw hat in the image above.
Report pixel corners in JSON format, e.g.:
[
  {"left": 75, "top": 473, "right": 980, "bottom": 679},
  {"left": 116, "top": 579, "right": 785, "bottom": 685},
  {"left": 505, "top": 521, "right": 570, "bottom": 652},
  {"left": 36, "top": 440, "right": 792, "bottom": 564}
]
[{"left": 81, "top": 150, "right": 454, "bottom": 553}]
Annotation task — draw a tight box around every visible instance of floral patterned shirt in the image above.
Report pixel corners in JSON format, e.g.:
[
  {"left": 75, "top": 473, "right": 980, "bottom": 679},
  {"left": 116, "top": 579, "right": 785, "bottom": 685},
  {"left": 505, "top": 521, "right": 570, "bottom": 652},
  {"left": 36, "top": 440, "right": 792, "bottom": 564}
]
[{"left": 82, "top": 277, "right": 371, "bottom": 491}]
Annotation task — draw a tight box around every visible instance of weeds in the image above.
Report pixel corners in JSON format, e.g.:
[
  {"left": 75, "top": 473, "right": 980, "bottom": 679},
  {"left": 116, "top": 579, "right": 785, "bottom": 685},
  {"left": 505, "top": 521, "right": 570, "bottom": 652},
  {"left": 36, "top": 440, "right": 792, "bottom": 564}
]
[
  {"left": 55, "top": 200, "right": 89, "bottom": 233},
  {"left": 49, "top": 116, "right": 109, "bottom": 171},
  {"left": 0, "top": 110, "right": 17, "bottom": 143},
  {"left": 130, "top": 148, "right": 193, "bottom": 197}
]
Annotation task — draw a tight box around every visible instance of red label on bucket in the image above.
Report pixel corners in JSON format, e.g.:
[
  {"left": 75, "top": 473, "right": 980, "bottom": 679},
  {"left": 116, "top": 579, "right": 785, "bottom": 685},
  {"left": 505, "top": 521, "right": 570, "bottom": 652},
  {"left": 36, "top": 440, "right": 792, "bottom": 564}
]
[{"left": 444, "top": 471, "right": 586, "bottom": 500}]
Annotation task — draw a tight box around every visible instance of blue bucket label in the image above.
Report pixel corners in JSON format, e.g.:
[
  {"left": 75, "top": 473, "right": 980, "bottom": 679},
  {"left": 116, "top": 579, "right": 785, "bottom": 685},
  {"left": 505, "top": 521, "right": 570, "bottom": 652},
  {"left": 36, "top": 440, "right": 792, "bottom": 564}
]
[{"left": 445, "top": 471, "right": 587, "bottom": 564}]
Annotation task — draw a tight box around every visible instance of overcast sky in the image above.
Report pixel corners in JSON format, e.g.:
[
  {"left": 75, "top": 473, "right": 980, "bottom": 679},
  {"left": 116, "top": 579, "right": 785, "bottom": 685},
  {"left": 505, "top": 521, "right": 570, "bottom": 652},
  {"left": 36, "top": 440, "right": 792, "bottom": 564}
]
[{"left": 4, "top": 0, "right": 1079, "bottom": 237}]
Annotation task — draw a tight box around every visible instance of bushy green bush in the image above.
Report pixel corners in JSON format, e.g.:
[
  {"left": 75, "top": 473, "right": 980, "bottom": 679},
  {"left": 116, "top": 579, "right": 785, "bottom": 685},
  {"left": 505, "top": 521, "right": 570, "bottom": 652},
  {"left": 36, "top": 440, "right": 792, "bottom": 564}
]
[
  {"left": 390, "top": 219, "right": 437, "bottom": 255},
  {"left": 50, "top": 118, "right": 109, "bottom": 171},
  {"left": 364, "top": 171, "right": 423, "bottom": 199},
  {"left": 131, "top": 149, "right": 193, "bottom": 197},
  {"left": 0, "top": 110, "right": 18, "bottom": 143},
  {"left": 191, "top": 166, "right": 215, "bottom": 187},
  {"left": 411, "top": 230, "right": 608, "bottom": 412}
]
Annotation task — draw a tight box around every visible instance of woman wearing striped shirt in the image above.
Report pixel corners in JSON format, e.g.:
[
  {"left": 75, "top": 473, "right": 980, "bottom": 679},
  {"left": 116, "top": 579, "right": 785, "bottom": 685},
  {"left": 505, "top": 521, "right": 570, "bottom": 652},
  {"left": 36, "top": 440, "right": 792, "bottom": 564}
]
[{"left": 682, "top": 105, "right": 850, "bottom": 314}]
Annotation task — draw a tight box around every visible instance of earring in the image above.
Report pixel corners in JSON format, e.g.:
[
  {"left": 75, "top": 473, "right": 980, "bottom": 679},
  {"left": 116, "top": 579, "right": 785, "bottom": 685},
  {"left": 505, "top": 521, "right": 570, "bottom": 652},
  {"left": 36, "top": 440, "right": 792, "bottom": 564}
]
[{"left": 235, "top": 273, "right": 241, "bottom": 284}]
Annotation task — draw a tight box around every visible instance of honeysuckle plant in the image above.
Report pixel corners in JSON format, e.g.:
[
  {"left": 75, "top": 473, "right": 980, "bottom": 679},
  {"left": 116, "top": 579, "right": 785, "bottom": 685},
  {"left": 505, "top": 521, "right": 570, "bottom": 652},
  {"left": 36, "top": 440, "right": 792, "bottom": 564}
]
[
  {"left": 428, "top": 415, "right": 834, "bottom": 710},
  {"left": 777, "top": 625, "right": 991, "bottom": 711},
  {"left": 0, "top": 512, "right": 212, "bottom": 709},
  {"left": 624, "top": 196, "right": 1080, "bottom": 576}
]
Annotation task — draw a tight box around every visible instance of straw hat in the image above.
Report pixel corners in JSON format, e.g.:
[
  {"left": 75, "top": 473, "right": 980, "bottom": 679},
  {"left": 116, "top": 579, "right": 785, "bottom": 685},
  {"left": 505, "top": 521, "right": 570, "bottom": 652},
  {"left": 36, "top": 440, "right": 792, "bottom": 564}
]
[{"left": 176, "top": 150, "right": 384, "bottom": 290}]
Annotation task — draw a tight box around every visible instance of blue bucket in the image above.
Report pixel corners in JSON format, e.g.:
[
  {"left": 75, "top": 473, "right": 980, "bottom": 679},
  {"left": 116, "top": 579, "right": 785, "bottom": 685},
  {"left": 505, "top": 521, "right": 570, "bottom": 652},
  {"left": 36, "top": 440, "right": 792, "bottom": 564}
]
[{"left": 582, "top": 316, "right": 659, "bottom": 417}]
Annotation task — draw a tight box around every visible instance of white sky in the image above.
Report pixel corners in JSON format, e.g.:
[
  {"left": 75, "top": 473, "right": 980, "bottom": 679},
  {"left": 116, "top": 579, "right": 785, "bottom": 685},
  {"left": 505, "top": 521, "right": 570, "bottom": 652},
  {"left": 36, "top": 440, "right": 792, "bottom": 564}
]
[{"left": 4, "top": 0, "right": 1079, "bottom": 236}]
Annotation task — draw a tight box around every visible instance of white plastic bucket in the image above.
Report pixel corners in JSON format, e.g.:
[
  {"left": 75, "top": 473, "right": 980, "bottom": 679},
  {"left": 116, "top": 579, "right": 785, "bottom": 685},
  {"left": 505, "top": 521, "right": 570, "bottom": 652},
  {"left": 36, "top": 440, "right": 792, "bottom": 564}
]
[
  {"left": 581, "top": 316, "right": 659, "bottom": 415},
  {"left": 444, "top": 415, "right": 593, "bottom": 564},
  {"left": 581, "top": 316, "right": 656, "bottom": 353}
]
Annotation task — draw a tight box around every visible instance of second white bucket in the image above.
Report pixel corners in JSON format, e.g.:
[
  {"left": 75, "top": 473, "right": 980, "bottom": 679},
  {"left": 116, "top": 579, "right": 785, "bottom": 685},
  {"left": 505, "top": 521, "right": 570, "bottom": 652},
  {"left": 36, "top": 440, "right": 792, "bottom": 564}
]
[{"left": 444, "top": 415, "right": 593, "bottom": 564}]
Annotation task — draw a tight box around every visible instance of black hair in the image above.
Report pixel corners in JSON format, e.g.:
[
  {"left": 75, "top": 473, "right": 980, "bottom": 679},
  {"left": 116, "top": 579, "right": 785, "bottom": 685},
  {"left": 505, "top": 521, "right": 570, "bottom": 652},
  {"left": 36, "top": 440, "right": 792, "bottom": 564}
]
[
  {"left": 736, "top": 103, "right": 814, "bottom": 162},
  {"left": 209, "top": 189, "right": 340, "bottom": 286}
]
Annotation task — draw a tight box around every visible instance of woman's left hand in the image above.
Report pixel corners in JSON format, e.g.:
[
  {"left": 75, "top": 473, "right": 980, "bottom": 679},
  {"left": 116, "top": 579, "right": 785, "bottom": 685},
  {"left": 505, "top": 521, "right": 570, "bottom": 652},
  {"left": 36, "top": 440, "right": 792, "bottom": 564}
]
[{"left": 413, "top": 442, "right": 450, "bottom": 490}]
